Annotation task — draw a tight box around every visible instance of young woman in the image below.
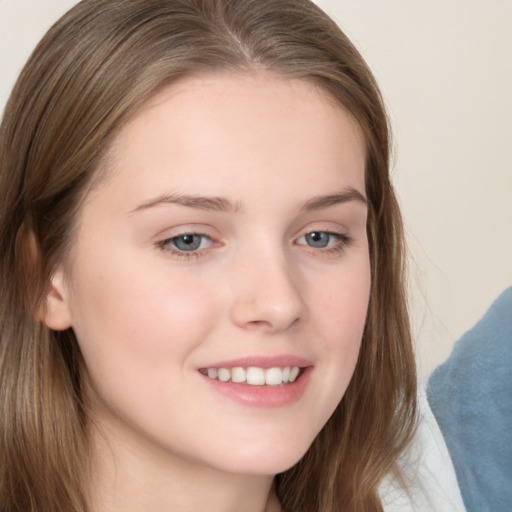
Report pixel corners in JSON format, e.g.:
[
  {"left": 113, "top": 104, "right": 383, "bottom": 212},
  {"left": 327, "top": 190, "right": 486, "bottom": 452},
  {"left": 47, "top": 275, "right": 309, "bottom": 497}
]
[{"left": 0, "top": 1, "right": 417, "bottom": 511}]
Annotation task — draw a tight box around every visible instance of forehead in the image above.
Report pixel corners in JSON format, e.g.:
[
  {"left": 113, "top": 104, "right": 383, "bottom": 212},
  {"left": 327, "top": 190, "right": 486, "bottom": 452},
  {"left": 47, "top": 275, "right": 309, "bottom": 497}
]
[{"left": 95, "top": 72, "right": 366, "bottom": 205}]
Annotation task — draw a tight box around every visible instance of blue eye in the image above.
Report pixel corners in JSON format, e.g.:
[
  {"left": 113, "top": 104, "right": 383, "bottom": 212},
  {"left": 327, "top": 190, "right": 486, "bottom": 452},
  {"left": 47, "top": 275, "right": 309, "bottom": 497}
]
[
  {"left": 296, "top": 230, "right": 352, "bottom": 254},
  {"left": 304, "top": 231, "right": 331, "bottom": 248},
  {"left": 168, "top": 234, "right": 211, "bottom": 252}
]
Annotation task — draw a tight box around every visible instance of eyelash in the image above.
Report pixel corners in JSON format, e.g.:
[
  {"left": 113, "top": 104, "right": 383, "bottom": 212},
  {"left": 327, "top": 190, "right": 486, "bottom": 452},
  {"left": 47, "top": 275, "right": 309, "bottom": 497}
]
[
  {"left": 157, "top": 233, "right": 213, "bottom": 260},
  {"left": 157, "top": 230, "right": 353, "bottom": 260},
  {"left": 296, "top": 231, "right": 354, "bottom": 256}
]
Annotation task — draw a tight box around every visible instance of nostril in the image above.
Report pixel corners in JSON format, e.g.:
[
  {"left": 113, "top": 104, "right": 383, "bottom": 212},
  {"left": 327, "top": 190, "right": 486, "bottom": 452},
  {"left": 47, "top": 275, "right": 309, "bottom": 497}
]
[
  {"left": 245, "top": 316, "right": 301, "bottom": 333},
  {"left": 246, "top": 320, "right": 271, "bottom": 329}
]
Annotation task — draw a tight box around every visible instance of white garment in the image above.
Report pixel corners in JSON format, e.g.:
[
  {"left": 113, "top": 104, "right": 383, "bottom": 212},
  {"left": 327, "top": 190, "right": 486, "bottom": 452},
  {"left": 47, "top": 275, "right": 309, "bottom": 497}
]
[{"left": 379, "top": 391, "right": 466, "bottom": 512}]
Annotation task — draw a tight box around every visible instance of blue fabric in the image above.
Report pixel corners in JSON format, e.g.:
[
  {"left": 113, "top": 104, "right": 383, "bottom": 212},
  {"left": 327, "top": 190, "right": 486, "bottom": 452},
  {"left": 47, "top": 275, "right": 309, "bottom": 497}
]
[{"left": 427, "top": 287, "right": 512, "bottom": 512}]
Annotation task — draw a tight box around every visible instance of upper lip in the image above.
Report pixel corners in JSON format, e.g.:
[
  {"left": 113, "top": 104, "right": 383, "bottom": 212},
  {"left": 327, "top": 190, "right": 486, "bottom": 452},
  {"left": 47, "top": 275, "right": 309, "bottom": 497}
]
[{"left": 199, "top": 354, "right": 313, "bottom": 370}]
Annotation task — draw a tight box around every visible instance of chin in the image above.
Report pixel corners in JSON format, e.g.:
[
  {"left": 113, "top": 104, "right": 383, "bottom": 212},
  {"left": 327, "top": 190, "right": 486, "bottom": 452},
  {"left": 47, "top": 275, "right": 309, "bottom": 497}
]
[{"left": 212, "top": 439, "right": 312, "bottom": 476}]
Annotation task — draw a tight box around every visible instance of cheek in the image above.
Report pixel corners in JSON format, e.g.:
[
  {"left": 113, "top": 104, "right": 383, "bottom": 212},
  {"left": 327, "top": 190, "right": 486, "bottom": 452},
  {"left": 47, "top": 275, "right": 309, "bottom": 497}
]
[
  {"left": 311, "top": 257, "right": 371, "bottom": 397},
  {"left": 67, "top": 253, "right": 221, "bottom": 379},
  {"left": 317, "top": 259, "right": 371, "bottom": 343},
  {"left": 67, "top": 255, "right": 227, "bottom": 440}
]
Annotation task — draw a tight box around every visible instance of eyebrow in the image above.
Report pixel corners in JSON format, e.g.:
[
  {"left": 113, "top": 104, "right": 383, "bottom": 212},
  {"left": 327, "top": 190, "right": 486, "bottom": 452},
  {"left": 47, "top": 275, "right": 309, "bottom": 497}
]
[
  {"left": 130, "top": 187, "right": 367, "bottom": 214},
  {"left": 131, "top": 193, "right": 242, "bottom": 214},
  {"left": 300, "top": 188, "right": 368, "bottom": 211}
]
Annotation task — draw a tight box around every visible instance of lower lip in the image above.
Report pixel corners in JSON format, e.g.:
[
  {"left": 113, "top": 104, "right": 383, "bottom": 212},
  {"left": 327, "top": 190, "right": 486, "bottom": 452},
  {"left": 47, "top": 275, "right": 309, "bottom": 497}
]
[{"left": 200, "top": 367, "right": 312, "bottom": 408}]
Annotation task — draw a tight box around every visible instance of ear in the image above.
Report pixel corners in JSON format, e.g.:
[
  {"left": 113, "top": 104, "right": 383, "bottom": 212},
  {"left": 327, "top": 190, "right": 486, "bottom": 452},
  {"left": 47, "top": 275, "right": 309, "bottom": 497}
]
[{"left": 40, "top": 269, "right": 73, "bottom": 331}]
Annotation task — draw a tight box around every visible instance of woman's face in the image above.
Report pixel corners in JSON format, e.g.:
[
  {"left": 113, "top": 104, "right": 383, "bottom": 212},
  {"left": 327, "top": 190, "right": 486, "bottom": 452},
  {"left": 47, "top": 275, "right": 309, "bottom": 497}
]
[{"left": 50, "top": 73, "right": 370, "bottom": 475}]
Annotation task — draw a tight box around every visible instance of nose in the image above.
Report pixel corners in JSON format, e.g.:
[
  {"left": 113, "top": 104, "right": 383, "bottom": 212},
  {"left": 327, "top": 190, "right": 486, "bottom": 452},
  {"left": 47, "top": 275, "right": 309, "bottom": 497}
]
[{"left": 228, "top": 248, "right": 307, "bottom": 333}]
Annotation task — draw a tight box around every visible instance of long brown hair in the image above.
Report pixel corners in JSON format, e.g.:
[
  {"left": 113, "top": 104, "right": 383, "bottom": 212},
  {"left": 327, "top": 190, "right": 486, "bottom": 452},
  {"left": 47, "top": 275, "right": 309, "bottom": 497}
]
[{"left": 0, "top": 1, "right": 417, "bottom": 511}]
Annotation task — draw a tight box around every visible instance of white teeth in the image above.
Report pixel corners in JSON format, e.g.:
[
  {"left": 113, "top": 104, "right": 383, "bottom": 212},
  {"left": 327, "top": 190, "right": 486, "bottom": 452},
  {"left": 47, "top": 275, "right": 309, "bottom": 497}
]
[
  {"left": 218, "top": 368, "right": 230, "bottom": 382},
  {"left": 246, "top": 367, "right": 265, "bottom": 385},
  {"left": 202, "top": 365, "right": 302, "bottom": 386},
  {"left": 265, "top": 367, "right": 283, "bottom": 386},
  {"left": 231, "top": 367, "right": 246, "bottom": 383},
  {"left": 289, "top": 366, "right": 300, "bottom": 383}
]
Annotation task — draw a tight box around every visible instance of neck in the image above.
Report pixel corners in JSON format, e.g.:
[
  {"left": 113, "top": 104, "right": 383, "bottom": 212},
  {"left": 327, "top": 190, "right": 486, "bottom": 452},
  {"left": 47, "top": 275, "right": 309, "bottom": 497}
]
[{"left": 88, "top": 420, "right": 281, "bottom": 512}]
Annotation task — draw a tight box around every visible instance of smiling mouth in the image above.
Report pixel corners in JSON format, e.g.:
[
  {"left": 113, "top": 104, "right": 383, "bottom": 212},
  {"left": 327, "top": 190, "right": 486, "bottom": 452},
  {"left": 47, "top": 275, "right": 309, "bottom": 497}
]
[{"left": 199, "top": 366, "right": 303, "bottom": 386}]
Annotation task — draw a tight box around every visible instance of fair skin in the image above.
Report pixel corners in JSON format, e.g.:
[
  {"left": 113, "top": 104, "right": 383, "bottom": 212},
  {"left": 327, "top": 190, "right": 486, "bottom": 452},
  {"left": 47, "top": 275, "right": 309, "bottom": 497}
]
[{"left": 44, "top": 73, "right": 370, "bottom": 512}]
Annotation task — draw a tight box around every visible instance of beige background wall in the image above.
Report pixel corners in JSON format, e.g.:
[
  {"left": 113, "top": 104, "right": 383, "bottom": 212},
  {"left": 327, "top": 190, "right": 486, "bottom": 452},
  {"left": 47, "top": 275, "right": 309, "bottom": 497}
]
[{"left": 2, "top": 1, "right": 511, "bottom": 380}]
